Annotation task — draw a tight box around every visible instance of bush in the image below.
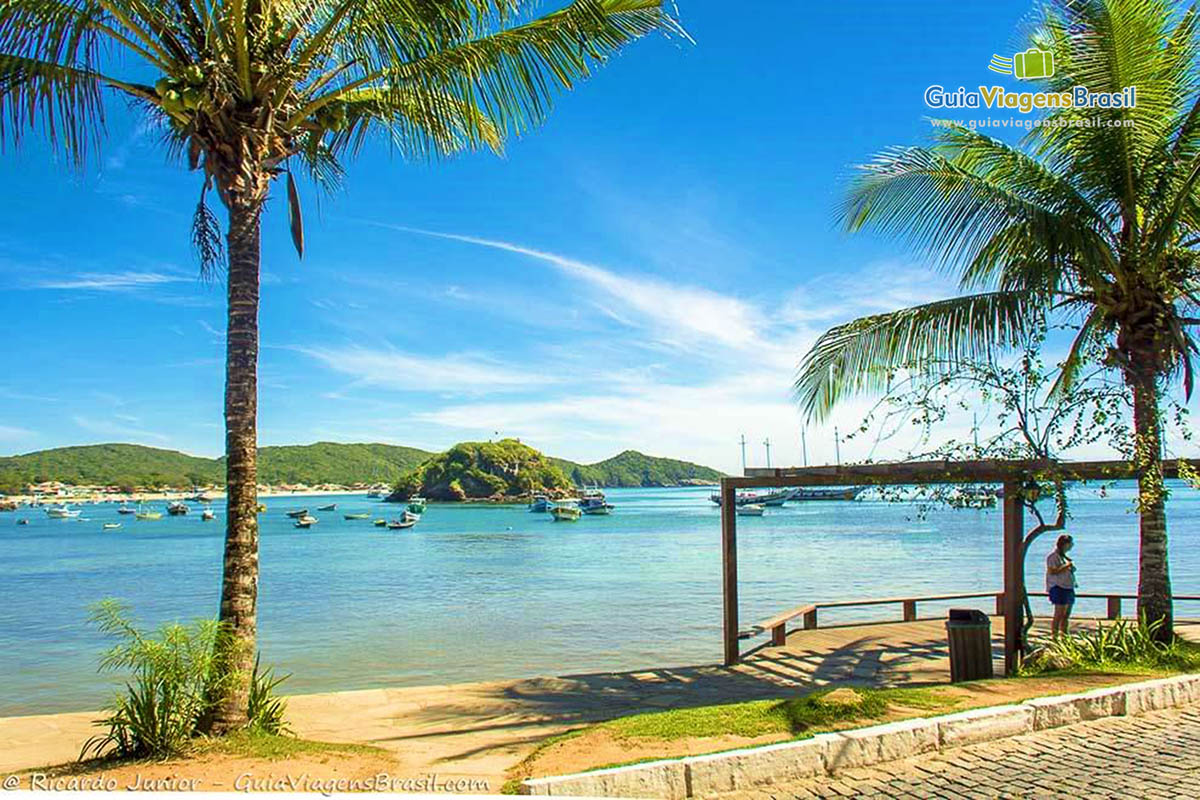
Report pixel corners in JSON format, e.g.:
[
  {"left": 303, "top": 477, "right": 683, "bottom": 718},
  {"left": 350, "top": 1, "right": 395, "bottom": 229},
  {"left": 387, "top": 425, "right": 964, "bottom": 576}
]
[
  {"left": 1022, "top": 617, "right": 1200, "bottom": 674},
  {"left": 247, "top": 653, "right": 291, "bottom": 735},
  {"left": 82, "top": 601, "right": 222, "bottom": 760},
  {"left": 81, "top": 601, "right": 291, "bottom": 761}
]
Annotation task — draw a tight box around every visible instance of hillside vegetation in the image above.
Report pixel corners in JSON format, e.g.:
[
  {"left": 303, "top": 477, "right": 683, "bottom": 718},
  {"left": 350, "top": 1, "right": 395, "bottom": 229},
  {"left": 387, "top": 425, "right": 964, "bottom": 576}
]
[
  {"left": 0, "top": 441, "right": 722, "bottom": 494},
  {"left": 0, "top": 442, "right": 432, "bottom": 492},
  {"left": 390, "top": 440, "right": 572, "bottom": 501},
  {"left": 553, "top": 450, "right": 724, "bottom": 488}
]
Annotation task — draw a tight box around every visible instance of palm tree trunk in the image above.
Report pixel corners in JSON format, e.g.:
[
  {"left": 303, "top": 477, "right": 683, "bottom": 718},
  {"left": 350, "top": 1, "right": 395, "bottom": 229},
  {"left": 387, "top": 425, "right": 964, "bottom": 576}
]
[
  {"left": 1126, "top": 361, "right": 1173, "bottom": 641},
  {"left": 208, "top": 193, "right": 263, "bottom": 732}
]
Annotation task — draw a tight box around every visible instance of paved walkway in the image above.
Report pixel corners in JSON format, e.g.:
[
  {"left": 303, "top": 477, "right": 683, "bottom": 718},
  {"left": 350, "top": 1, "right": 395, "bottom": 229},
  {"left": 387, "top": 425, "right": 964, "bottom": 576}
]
[{"left": 728, "top": 706, "right": 1200, "bottom": 799}]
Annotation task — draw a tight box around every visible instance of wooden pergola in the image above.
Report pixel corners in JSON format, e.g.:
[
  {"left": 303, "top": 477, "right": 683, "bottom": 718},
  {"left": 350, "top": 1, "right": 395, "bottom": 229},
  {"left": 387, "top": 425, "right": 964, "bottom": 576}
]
[{"left": 720, "top": 458, "right": 1200, "bottom": 675}]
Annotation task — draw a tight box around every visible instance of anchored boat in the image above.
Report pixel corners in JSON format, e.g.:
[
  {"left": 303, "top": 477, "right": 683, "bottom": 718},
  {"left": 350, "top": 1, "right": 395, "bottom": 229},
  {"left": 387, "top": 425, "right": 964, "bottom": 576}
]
[
  {"left": 317, "top": 503, "right": 337, "bottom": 511},
  {"left": 45, "top": 506, "right": 81, "bottom": 519},
  {"left": 294, "top": 514, "right": 318, "bottom": 529},
  {"left": 528, "top": 495, "right": 552, "bottom": 513},
  {"left": 344, "top": 512, "right": 371, "bottom": 520},
  {"left": 578, "top": 489, "right": 614, "bottom": 515},
  {"left": 286, "top": 509, "right": 309, "bottom": 519},
  {"left": 736, "top": 503, "right": 765, "bottom": 517},
  {"left": 201, "top": 508, "right": 216, "bottom": 521},
  {"left": 550, "top": 502, "right": 582, "bottom": 521},
  {"left": 167, "top": 501, "right": 189, "bottom": 516},
  {"left": 407, "top": 497, "right": 427, "bottom": 514}
]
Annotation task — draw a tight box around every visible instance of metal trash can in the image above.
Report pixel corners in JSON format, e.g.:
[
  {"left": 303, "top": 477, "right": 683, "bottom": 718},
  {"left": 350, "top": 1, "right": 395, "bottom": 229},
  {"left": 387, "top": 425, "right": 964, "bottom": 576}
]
[{"left": 946, "top": 608, "right": 993, "bottom": 682}]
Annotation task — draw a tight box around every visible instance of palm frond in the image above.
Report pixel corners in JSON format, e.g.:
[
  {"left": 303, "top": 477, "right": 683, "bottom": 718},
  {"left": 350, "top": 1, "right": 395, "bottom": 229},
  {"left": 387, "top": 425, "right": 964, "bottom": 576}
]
[{"left": 794, "top": 291, "right": 1040, "bottom": 420}]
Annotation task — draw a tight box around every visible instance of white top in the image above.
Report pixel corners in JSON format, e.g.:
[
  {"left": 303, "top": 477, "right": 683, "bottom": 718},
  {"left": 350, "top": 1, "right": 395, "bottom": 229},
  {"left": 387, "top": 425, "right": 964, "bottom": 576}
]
[{"left": 1046, "top": 550, "right": 1077, "bottom": 591}]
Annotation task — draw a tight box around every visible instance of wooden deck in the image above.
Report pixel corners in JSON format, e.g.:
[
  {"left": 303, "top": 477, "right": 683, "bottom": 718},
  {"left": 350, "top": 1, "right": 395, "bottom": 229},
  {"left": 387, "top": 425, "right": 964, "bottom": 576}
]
[{"left": 742, "top": 616, "right": 1200, "bottom": 687}]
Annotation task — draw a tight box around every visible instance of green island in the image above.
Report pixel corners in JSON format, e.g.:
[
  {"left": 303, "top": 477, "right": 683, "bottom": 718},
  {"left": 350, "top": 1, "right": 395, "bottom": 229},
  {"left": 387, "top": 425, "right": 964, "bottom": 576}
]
[
  {"left": 0, "top": 440, "right": 722, "bottom": 495},
  {"left": 390, "top": 439, "right": 724, "bottom": 501}
]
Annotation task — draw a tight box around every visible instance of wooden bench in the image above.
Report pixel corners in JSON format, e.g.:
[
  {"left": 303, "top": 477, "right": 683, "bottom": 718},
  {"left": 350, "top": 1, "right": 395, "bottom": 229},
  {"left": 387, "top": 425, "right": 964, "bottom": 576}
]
[
  {"left": 740, "top": 603, "right": 817, "bottom": 646},
  {"left": 741, "top": 592, "right": 1003, "bottom": 646}
]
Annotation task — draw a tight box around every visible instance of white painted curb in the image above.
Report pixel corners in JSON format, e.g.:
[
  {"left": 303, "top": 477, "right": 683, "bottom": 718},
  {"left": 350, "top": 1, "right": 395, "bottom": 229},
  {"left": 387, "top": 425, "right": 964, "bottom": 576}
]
[{"left": 518, "top": 673, "right": 1200, "bottom": 797}]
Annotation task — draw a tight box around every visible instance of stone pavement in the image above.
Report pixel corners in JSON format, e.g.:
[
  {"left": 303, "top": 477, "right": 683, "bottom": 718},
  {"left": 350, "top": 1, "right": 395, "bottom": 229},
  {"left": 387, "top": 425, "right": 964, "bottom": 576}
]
[{"left": 727, "top": 706, "right": 1200, "bottom": 800}]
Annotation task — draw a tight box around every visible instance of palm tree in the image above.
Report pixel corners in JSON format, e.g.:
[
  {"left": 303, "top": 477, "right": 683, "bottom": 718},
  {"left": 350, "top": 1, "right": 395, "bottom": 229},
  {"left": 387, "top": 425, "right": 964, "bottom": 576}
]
[
  {"left": 794, "top": 0, "right": 1199, "bottom": 641},
  {"left": 0, "top": 0, "right": 680, "bottom": 731}
]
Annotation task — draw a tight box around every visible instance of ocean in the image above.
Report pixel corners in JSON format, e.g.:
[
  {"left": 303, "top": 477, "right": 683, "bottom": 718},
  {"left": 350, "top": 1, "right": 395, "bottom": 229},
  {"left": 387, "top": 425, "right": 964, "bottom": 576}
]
[{"left": 1, "top": 483, "right": 1196, "bottom": 715}]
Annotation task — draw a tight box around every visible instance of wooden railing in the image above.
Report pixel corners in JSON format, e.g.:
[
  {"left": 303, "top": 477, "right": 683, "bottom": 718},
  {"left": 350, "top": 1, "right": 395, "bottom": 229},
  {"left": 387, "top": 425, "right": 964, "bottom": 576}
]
[{"left": 741, "top": 591, "right": 1200, "bottom": 646}]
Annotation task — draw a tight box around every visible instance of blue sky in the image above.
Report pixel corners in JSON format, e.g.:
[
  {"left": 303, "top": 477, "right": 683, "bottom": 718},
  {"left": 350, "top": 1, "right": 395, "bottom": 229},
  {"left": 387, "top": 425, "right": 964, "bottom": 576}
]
[{"left": 0, "top": 0, "right": 1131, "bottom": 473}]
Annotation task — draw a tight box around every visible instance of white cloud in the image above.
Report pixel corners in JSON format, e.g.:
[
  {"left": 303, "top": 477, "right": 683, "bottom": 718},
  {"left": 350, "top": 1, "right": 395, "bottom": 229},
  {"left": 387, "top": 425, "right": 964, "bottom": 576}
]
[
  {"left": 71, "top": 415, "right": 169, "bottom": 443},
  {"left": 35, "top": 271, "right": 189, "bottom": 291},
  {"left": 374, "top": 225, "right": 764, "bottom": 351},
  {"left": 296, "top": 346, "right": 559, "bottom": 393}
]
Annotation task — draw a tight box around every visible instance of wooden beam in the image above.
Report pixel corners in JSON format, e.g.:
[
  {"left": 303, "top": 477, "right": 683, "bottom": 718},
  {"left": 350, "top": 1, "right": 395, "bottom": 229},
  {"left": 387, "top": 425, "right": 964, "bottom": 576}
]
[
  {"left": 734, "top": 458, "right": 1200, "bottom": 488},
  {"left": 1002, "top": 481, "right": 1025, "bottom": 676},
  {"left": 721, "top": 478, "right": 739, "bottom": 666}
]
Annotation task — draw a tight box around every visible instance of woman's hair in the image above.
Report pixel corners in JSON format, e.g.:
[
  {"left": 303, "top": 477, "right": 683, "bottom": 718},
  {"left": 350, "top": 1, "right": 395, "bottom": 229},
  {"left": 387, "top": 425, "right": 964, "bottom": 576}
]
[{"left": 1056, "top": 534, "right": 1074, "bottom": 553}]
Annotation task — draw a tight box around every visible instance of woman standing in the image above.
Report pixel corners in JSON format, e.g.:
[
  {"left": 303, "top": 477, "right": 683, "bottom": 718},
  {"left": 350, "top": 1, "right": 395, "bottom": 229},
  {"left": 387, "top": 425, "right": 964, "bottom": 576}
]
[{"left": 1046, "top": 534, "right": 1078, "bottom": 638}]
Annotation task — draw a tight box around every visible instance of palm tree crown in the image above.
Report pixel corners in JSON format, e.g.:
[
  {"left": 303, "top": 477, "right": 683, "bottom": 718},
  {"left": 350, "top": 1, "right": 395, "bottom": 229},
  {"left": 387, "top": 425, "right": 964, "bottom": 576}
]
[
  {"left": 0, "top": 0, "right": 681, "bottom": 248},
  {"left": 795, "top": 0, "right": 1200, "bottom": 640}
]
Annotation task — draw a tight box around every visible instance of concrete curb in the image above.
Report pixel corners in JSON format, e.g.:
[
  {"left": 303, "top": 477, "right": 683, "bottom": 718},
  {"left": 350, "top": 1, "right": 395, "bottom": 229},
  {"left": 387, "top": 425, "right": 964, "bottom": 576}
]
[{"left": 518, "top": 674, "right": 1200, "bottom": 797}]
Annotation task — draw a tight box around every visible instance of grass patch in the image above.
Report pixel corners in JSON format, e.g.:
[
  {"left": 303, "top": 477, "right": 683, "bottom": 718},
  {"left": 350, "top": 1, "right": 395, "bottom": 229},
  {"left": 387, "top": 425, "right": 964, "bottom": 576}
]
[
  {"left": 193, "top": 729, "right": 384, "bottom": 760},
  {"left": 598, "top": 686, "right": 960, "bottom": 742},
  {"left": 1020, "top": 620, "right": 1200, "bottom": 678}
]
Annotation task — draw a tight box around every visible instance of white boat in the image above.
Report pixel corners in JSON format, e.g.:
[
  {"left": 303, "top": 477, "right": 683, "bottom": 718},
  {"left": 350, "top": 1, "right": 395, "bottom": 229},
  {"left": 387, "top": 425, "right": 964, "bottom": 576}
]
[
  {"left": 294, "top": 514, "right": 318, "bottom": 529},
  {"left": 550, "top": 503, "right": 582, "bottom": 521},
  {"left": 102, "top": 522, "right": 122, "bottom": 530},
  {"left": 45, "top": 506, "right": 81, "bottom": 519},
  {"left": 579, "top": 488, "right": 615, "bottom": 515},
  {"left": 736, "top": 503, "right": 765, "bottom": 517},
  {"left": 711, "top": 488, "right": 797, "bottom": 507},
  {"left": 201, "top": 508, "right": 216, "bottom": 521}
]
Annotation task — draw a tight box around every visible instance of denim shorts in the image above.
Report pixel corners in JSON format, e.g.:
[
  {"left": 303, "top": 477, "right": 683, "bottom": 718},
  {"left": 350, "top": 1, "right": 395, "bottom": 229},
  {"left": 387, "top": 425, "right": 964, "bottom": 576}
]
[{"left": 1049, "top": 586, "right": 1075, "bottom": 606}]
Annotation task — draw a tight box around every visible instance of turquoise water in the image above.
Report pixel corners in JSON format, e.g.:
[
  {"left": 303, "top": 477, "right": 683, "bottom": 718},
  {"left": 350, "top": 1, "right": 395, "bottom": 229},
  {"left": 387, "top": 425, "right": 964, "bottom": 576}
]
[{"left": 2, "top": 484, "right": 1198, "bottom": 716}]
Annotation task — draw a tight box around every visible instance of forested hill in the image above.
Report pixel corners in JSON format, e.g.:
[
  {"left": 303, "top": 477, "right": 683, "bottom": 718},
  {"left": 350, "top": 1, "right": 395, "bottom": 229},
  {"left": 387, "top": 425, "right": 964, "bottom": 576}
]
[
  {"left": 551, "top": 450, "right": 724, "bottom": 487},
  {"left": 0, "top": 442, "right": 722, "bottom": 492},
  {"left": 0, "top": 442, "right": 433, "bottom": 490}
]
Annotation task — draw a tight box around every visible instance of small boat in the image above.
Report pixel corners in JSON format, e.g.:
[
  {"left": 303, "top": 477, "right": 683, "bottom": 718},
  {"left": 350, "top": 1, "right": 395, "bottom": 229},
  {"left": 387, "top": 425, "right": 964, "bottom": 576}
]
[
  {"left": 102, "top": 522, "right": 122, "bottom": 530},
  {"left": 45, "top": 506, "right": 81, "bottom": 519},
  {"left": 189, "top": 491, "right": 215, "bottom": 503},
  {"left": 387, "top": 518, "right": 416, "bottom": 530},
  {"left": 286, "top": 509, "right": 309, "bottom": 519},
  {"left": 579, "top": 489, "right": 614, "bottom": 515},
  {"left": 136, "top": 511, "right": 163, "bottom": 521},
  {"left": 402, "top": 510, "right": 420, "bottom": 524},
  {"left": 710, "top": 488, "right": 798, "bottom": 507},
  {"left": 367, "top": 489, "right": 383, "bottom": 499},
  {"left": 201, "top": 508, "right": 216, "bottom": 521},
  {"left": 344, "top": 512, "right": 371, "bottom": 520},
  {"left": 736, "top": 503, "right": 765, "bottom": 517},
  {"left": 16, "top": 518, "right": 28, "bottom": 525},
  {"left": 550, "top": 503, "right": 582, "bottom": 521},
  {"left": 373, "top": 519, "right": 387, "bottom": 527},
  {"left": 407, "top": 497, "right": 427, "bottom": 514},
  {"left": 117, "top": 504, "right": 137, "bottom": 515},
  {"left": 167, "top": 501, "right": 189, "bottom": 516},
  {"left": 317, "top": 503, "right": 337, "bottom": 511},
  {"left": 792, "top": 487, "right": 865, "bottom": 502},
  {"left": 294, "top": 514, "right": 318, "bottom": 529},
  {"left": 529, "top": 495, "right": 552, "bottom": 513}
]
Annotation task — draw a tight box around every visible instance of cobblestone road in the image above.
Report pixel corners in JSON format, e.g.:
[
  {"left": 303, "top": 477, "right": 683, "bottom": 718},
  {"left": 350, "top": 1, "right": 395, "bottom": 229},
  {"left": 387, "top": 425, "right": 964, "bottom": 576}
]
[{"left": 729, "top": 706, "right": 1200, "bottom": 800}]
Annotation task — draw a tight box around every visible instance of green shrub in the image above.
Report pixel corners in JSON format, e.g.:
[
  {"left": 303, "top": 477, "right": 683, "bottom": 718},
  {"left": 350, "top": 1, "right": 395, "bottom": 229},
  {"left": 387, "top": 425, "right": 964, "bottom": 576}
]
[
  {"left": 1022, "top": 617, "right": 1200, "bottom": 674},
  {"left": 248, "top": 653, "right": 291, "bottom": 735},
  {"left": 81, "top": 601, "right": 291, "bottom": 761},
  {"left": 82, "top": 600, "right": 223, "bottom": 760}
]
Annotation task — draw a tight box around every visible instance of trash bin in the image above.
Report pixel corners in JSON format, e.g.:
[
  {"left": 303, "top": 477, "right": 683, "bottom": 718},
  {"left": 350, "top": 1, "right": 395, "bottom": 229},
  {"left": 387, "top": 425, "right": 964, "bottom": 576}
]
[{"left": 945, "top": 608, "right": 993, "bottom": 682}]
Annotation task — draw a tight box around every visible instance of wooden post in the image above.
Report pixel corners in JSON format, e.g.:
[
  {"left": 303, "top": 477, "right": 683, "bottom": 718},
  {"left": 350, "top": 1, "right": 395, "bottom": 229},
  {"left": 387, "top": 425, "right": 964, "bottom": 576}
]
[
  {"left": 803, "top": 608, "right": 818, "bottom": 630},
  {"left": 721, "top": 479, "right": 739, "bottom": 666},
  {"left": 771, "top": 624, "right": 787, "bottom": 647},
  {"left": 1107, "top": 595, "right": 1122, "bottom": 620},
  {"left": 1002, "top": 482, "right": 1025, "bottom": 676},
  {"left": 902, "top": 599, "right": 917, "bottom": 622},
  {"left": 995, "top": 592, "right": 1005, "bottom": 617}
]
